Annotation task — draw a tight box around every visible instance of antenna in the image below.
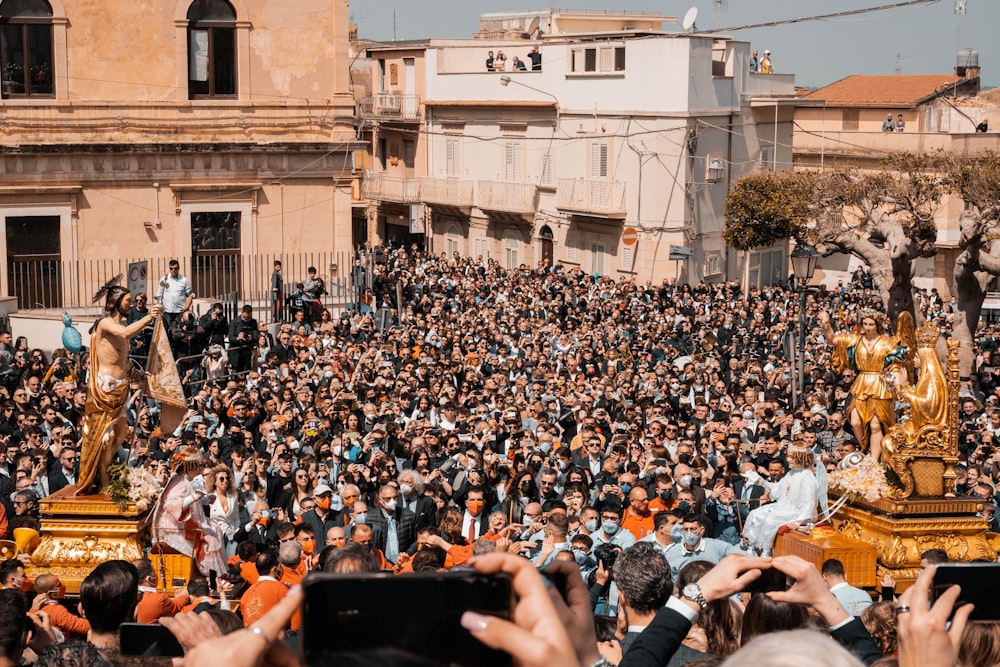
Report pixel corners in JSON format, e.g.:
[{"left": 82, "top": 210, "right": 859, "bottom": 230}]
[
  {"left": 682, "top": 6, "right": 698, "bottom": 32},
  {"left": 527, "top": 16, "right": 540, "bottom": 38},
  {"left": 889, "top": 52, "right": 911, "bottom": 74}
]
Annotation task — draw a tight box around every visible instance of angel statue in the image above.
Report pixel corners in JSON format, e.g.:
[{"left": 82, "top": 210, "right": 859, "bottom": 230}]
[{"left": 819, "top": 309, "right": 915, "bottom": 463}]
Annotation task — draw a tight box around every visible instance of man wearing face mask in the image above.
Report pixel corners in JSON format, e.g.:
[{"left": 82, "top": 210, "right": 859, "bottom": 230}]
[
  {"left": 460, "top": 488, "right": 490, "bottom": 542},
  {"left": 591, "top": 498, "right": 636, "bottom": 549},
  {"left": 398, "top": 470, "right": 436, "bottom": 529},
  {"left": 662, "top": 513, "right": 744, "bottom": 579},
  {"left": 299, "top": 483, "right": 340, "bottom": 544},
  {"left": 672, "top": 463, "right": 706, "bottom": 511},
  {"left": 640, "top": 509, "right": 684, "bottom": 555},
  {"left": 366, "top": 484, "right": 417, "bottom": 565},
  {"left": 622, "top": 486, "right": 655, "bottom": 540}
]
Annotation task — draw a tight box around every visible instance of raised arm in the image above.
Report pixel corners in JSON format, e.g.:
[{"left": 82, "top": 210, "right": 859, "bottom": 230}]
[{"left": 101, "top": 303, "right": 161, "bottom": 340}]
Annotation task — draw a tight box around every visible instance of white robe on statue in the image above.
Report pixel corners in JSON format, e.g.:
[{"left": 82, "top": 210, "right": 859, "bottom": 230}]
[
  {"left": 742, "top": 467, "right": 819, "bottom": 553},
  {"left": 152, "top": 473, "right": 228, "bottom": 576}
]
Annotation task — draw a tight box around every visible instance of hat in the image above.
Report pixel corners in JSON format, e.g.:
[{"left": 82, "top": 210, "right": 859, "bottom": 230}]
[
  {"left": 314, "top": 484, "right": 333, "bottom": 497},
  {"left": 764, "top": 49, "right": 771, "bottom": 54}
]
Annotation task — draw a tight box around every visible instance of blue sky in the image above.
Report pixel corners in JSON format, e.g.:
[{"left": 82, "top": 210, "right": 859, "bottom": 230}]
[{"left": 352, "top": 0, "right": 999, "bottom": 89}]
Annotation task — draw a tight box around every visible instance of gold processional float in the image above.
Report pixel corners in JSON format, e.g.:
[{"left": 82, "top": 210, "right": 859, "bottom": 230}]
[{"left": 776, "top": 317, "right": 997, "bottom": 591}]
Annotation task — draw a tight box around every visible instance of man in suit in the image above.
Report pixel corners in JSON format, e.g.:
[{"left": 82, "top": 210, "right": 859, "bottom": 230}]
[
  {"left": 459, "top": 488, "right": 490, "bottom": 542},
  {"left": 366, "top": 484, "right": 417, "bottom": 566},
  {"left": 615, "top": 542, "right": 674, "bottom": 656},
  {"left": 398, "top": 470, "right": 436, "bottom": 530},
  {"left": 47, "top": 446, "right": 78, "bottom": 494},
  {"left": 299, "top": 484, "right": 340, "bottom": 542},
  {"left": 239, "top": 500, "right": 279, "bottom": 549},
  {"left": 733, "top": 461, "right": 767, "bottom": 513}
]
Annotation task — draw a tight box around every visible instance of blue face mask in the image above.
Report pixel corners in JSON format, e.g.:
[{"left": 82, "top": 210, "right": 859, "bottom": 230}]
[
  {"left": 354, "top": 513, "right": 367, "bottom": 525},
  {"left": 539, "top": 442, "right": 552, "bottom": 454},
  {"left": 620, "top": 483, "right": 632, "bottom": 494},
  {"left": 670, "top": 523, "right": 683, "bottom": 543},
  {"left": 602, "top": 519, "right": 620, "bottom": 536},
  {"left": 572, "top": 549, "right": 590, "bottom": 566},
  {"left": 584, "top": 519, "right": 599, "bottom": 533},
  {"left": 682, "top": 530, "right": 700, "bottom": 548}
]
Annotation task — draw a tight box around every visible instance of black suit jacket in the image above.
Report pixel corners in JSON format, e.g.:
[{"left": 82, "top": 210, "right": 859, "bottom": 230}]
[
  {"left": 366, "top": 506, "right": 417, "bottom": 556},
  {"left": 732, "top": 479, "right": 767, "bottom": 510},
  {"left": 619, "top": 606, "right": 692, "bottom": 667},
  {"left": 402, "top": 494, "right": 437, "bottom": 530},
  {"left": 47, "top": 468, "right": 73, "bottom": 495},
  {"left": 830, "top": 617, "right": 883, "bottom": 666}
]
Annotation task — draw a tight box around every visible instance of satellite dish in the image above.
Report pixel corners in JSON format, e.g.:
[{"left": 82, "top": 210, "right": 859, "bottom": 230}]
[
  {"left": 681, "top": 6, "right": 698, "bottom": 32},
  {"left": 527, "top": 16, "right": 540, "bottom": 37}
]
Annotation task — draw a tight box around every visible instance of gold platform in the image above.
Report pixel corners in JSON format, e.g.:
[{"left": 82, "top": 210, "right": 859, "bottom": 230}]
[
  {"left": 26, "top": 486, "right": 150, "bottom": 594},
  {"left": 828, "top": 493, "right": 996, "bottom": 591}
]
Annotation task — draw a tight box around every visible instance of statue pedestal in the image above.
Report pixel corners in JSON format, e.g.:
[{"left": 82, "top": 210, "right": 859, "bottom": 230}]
[
  {"left": 828, "top": 492, "right": 995, "bottom": 592},
  {"left": 25, "top": 486, "right": 149, "bottom": 594}
]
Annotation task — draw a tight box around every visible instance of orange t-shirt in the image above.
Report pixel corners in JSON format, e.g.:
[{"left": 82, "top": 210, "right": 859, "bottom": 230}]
[
  {"left": 241, "top": 578, "right": 288, "bottom": 627},
  {"left": 43, "top": 600, "right": 90, "bottom": 637},
  {"left": 240, "top": 561, "right": 259, "bottom": 585},
  {"left": 621, "top": 509, "right": 655, "bottom": 540},
  {"left": 136, "top": 590, "right": 190, "bottom": 624},
  {"left": 279, "top": 561, "right": 307, "bottom": 587}
]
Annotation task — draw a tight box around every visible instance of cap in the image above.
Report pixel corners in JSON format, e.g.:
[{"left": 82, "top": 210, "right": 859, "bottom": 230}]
[
  {"left": 764, "top": 49, "right": 771, "bottom": 54},
  {"left": 314, "top": 483, "right": 333, "bottom": 496}
]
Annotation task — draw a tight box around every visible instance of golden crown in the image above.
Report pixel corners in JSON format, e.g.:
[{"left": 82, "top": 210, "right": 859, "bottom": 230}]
[{"left": 915, "top": 322, "right": 939, "bottom": 347}]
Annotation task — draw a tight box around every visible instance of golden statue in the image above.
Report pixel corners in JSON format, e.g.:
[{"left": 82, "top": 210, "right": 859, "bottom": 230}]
[
  {"left": 819, "top": 310, "right": 913, "bottom": 463},
  {"left": 76, "top": 277, "right": 161, "bottom": 496}
]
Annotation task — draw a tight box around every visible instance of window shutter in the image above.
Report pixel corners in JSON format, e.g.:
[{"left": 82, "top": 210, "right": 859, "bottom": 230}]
[
  {"left": 505, "top": 142, "right": 522, "bottom": 181},
  {"left": 541, "top": 153, "right": 553, "bottom": 185},
  {"left": 446, "top": 140, "right": 457, "bottom": 177},
  {"left": 591, "top": 143, "right": 608, "bottom": 178}
]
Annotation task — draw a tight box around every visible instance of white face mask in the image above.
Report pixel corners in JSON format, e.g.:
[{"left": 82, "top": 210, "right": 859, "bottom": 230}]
[
  {"left": 383, "top": 499, "right": 397, "bottom": 513},
  {"left": 332, "top": 445, "right": 343, "bottom": 457},
  {"left": 399, "top": 483, "right": 413, "bottom": 497}
]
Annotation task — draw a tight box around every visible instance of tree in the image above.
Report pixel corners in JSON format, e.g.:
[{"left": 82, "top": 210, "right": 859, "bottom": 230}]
[
  {"left": 942, "top": 151, "right": 1000, "bottom": 376},
  {"left": 724, "top": 155, "right": 944, "bottom": 322}
]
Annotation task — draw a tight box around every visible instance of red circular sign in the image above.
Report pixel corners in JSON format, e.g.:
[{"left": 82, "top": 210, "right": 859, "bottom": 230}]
[{"left": 622, "top": 228, "right": 638, "bottom": 246}]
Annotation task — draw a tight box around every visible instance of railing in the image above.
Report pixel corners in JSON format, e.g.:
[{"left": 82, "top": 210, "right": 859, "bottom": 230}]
[
  {"left": 419, "top": 177, "right": 476, "bottom": 207},
  {"left": 7, "top": 251, "right": 373, "bottom": 321},
  {"left": 362, "top": 172, "right": 421, "bottom": 203},
  {"left": 476, "top": 181, "right": 538, "bottom": 214},
  {"left": 555, "top": 178, "right": 627, "bottom": 218},
  {"left": 359, "top": 94, "right": 421, "bottom": 121}
]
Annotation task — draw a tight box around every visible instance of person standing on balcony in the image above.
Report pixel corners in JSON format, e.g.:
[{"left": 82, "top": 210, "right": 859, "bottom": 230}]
[
  {"left": 156, "top": 259, "right": 194, "bottom": 331},
  {"left": 895, "top": 114, "right": 906, "bottom": 132},
  {"left": 749, "top": 50, "right": 759, "bottom": 73},
  {"left": 759, "top": 50, "right": 773, "bottom": 74},
  {"left": 882, "top": 114, "right": 895, "bottom": 132},
  {"left": 486, "top": 50, "right": 495, "bottom": 72},
  {"left": 528, "top": 45, "right": 542, "bottom": 71},
  {"left": 494, "top": 51, "right": 507, "bottom": 72}
]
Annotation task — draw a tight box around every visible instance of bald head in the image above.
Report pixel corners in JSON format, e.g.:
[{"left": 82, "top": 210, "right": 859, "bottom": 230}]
[
  {"left": 326, "top": 526, "right": 347, "bottom": 546},
  {"left": 34, "top": 573, "right": 60, "bottom": 594}
]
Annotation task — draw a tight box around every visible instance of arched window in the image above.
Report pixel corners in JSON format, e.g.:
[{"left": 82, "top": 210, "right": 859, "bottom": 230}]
[
  {"left": 505, "top": 232, "right": 520, "bottom": 269},
  {"left": 0, "top": 0, "right": 53, "bottom": 98},
  {"left": 187, "top": 0, "right": 236, "bottom": 98},
  {"left": 446, "top": 224, "right": 461, "bottom": 257}
]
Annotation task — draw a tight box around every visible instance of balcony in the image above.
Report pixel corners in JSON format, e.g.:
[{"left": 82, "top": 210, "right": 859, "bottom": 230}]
[
  {"left": 362, "top": 172, "right": 421, "bottom": 203},
  {"left": 419, "top": 177, "right": 475, "bottom": 208},
  {"left": 555, "top": 179, "right": 627, "bottom": 219},
  {"left": 359, "top": 94, "right": 421, "bottom": 121},
  {"left": 476, "top": 181, "right": 538, "bottom": 215}
]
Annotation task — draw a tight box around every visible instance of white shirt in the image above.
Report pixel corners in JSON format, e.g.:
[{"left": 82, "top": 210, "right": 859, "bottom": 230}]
[{"left": 461, "top": 512, "right": 483, "bottom": 540}]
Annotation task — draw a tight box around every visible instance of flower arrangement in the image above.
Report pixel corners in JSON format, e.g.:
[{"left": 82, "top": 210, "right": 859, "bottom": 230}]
[
  {"left": 104, "top": 463, "right": 163, "bottom": 511},
  {"left": 827, "top": 454, "right": 891, "bottom": 503}
]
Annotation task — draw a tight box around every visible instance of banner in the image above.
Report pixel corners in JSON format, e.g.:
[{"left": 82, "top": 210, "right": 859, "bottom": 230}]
[{"left": 145, "top": 317, "right": 187, "bottom": 434}]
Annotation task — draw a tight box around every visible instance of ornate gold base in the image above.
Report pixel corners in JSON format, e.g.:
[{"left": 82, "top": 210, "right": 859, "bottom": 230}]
[
  {"left": 830, "top": 495, "right": 995, "bottom": 591},
  {"left": 25, "top": 486, "right": 149, "bottom": 594}
]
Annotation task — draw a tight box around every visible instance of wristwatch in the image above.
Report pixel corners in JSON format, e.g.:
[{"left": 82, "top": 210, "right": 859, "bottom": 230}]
[{"left": 681, "top": 582, "right": 708, "bottom": 610}]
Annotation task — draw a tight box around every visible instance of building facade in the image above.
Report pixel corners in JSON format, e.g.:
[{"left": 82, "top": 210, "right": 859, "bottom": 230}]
[
  {"left": 356, "top": 10, "right": 798, "bottom": 285},
  {"left": 1, "top": 0, "right": 360, "bottom": 310}
]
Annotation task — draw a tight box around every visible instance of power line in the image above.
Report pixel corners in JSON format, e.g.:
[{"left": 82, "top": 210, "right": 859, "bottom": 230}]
[{"left": 702, "top": 0, "right": 940, "bottom": 34}]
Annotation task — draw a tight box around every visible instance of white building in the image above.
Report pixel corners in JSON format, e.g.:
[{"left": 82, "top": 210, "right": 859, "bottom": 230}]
[{"left": 359, "top": 10, "right": 798, "bottom": 285}]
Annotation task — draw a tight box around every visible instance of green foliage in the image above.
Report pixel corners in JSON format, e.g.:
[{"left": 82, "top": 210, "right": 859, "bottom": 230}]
[
  {"left": 103, "top": 463, "right": 131, "bottom": 510},
  {"left": 723, "top": 171, "right": 810, "bottom": 250}
]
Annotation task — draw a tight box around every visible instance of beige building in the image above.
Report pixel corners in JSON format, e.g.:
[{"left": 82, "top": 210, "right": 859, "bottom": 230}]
[
  {"left": 793, "top": 51, "right": 999, "bottom": 294},
  {"left": 356, "top": 9, "right": 799, "bottom": 286},
  {"left": 1, "top": 0, "right": 361, "bottom": 311}
]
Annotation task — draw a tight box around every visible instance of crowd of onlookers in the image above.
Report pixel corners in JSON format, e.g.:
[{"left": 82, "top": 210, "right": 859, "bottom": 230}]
[{"left": 0, "top": 244, "right": 998, "bottom": 666}]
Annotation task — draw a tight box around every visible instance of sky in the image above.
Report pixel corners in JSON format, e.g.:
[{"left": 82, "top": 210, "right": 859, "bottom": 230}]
[{"left": 351, "top": 0, "right": 1000, "bottom": 89}]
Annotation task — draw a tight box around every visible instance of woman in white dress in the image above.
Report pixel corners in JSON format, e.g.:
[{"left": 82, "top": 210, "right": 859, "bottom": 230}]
[
  {"left": 205, "top": 463, "right": 241, "bottom": 557},
  {"left": 741, "top": 444, "right": 819, "bottom": 555}
]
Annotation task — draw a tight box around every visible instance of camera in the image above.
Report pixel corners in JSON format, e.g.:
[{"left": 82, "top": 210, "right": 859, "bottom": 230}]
[
  {"left": 260, "top": 509, "right": 276, "bottom": 519},
  {"left": 593, "top": 543, "right": 620, "bottom": 571}
]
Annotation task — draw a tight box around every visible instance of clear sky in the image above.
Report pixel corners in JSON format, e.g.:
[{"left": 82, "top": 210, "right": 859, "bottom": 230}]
[{"left": 352, "top": 0, "right": 999, "bottom": 89}]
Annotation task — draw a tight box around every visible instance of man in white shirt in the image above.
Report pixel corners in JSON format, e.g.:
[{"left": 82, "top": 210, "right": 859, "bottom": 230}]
[
  {"left": 821, "top": 558, "right": 872, "bottom": 616},
  {"left": 156, "top": 259, "right": 194, "bottom": 330},
  {"left": 460, "top": 488, "right": 487, "bottom": 542},
  {"left": 640, "top": 510, "right": 682, "bottom": 556}
]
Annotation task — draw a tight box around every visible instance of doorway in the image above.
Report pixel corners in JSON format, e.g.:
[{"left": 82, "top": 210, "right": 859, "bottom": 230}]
[
  {"left": 6, "top": 215, "right": 60, "bottom": 308},
  {"left": 539, "top": 225, "right": 554, "bottom": 267},
  {"left": 191, "top": 211, "right": 241, "bottom": 299}
]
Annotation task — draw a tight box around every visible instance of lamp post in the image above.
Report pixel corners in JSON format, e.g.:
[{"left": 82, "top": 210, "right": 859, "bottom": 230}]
[
  {"left": 790, "top": 243, "right": 818, "bottom": 407},
  {"left": 499, "top": 75, "right": 560, "bottom": 121}
]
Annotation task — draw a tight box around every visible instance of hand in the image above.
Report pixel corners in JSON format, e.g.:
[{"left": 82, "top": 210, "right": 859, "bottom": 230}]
[
  {"left": 463, "top": 553, "right": 579, "bottom": 667},
  {"left": 160, "top": 611, "right": 223, "bottom": 656},
  {"left": 594, "top": 561, "right": 610, "bottom": 586},
  {"left": 31, "top": 592, "right": 49, "bottom": 611},
  {"left": 176, "top": 585, "right": 303, "bottom": 667},
  {"left": 882, "top": 573, "right": 896, "bottom": 589},
  {"left": 150, "top": 303, "right": 163, "bottom": 318},
  {"left": 543, "top": 560, "right": 602, "bottom": 666},
  {"left": 896, "top": 564, "right": 973, "bottom": 667},
  {"left": 690, "top": 554, "right": 772, "bottom": 605},
  {"left": 26, "top": 609, "right": 56, "bottom": 654},
  {"left": 770, "top": 556, "right": 848, "bottom": 626}
]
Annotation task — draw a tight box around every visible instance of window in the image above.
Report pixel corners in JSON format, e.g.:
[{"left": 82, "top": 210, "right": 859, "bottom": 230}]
[
  {"left": 541, "top": 152, "right": 553, "bottom": 186},
  {"left": 590, "top": 142, "right": 609, "bottom": 179},
  {"left": 505, "top": 233, "right": 520, "bottom": 269},
  {"left": 504, "top": 141, "right": 522, "bottom": 182},
  {"left": 445, "top": 139, "right": 460, "bottom": 177},
  {"left": 446, "top": 225, "right": 461, "bottom": 256},
  {"left": 571, "top": 45, "right": 625, "bottom": 73},
  {"left": 704, "top": 252, "right": 722, "bottom": 277},
  {"left": 620, "top": 242, "right": 634, "bottom": 272},
  {"left": 187, "top": 0, "right": 236, "bottom": 99},
  {"left": 378, "top": 59, "right": 386, "bottom": 92},
  {"left": 474, "top": 237, "right": 489, "bottom": 259},
  {"left": 6, "top": 214, "right": 60, "bottom": 307},
  {"left": 0, "top": 0, "right": 54, "bottom": 98},
  {"left": 591, "top": 242, "right": 606, "bottom": 275},
  {"left": 191, "top": 211, "right": 241, "bottom": 297},
  {"left": 842, "top": 109, "right": 859, "bottom": 131}
]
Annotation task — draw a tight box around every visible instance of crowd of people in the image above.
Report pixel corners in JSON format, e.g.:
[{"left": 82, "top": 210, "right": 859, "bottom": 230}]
[{"left": 0, "top": 244, "right": 999, "bottom": 666}]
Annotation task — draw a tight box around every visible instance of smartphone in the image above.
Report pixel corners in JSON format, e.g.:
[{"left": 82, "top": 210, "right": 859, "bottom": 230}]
[
  {"left": 119, "top": 623, "right": 184, "bottom": 658},
  {"left": 931, "top": 563, "right": 1000, "bottom": 621},
  {"left": 303, "top": 571, "right": 512, "bottom": 667},
  {"left": 745, "top": 567, "right": 789, "bottom": 594}
]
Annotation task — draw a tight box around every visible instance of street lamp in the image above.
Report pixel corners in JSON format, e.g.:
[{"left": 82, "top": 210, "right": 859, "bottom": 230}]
[
  {"left": 498, "top": 75, "right": 560, "bottom": 120},
  {"left": 790, "top": 243, "right": 818, "bottom": 407}
]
